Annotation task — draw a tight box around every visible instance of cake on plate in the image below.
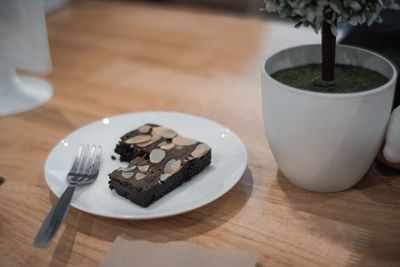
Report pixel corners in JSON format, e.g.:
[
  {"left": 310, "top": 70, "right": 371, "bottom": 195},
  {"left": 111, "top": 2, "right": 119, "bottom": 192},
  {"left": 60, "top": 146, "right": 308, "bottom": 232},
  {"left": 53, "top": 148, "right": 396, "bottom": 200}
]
[{"left": 109, "top": 124, "right": 211, "bottom": 207}]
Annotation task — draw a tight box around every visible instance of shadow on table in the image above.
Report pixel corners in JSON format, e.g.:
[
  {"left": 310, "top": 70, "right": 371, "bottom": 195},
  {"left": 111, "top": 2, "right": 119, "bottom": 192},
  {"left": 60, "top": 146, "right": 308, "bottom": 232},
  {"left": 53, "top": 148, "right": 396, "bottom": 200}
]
[
  {"left": 275, "top": 162, "right": 400, "bottom": 223},
  {"left": 358, "top": 161, "right": 400, "bottom": 189},
  {"left": 275, "top": 170, "right": 350, "bottom": 206},
  {"left": 275, "top": 165, "right": 400, "bottom": 267},
  {"left": 48, "top": 168, "right": 254, "bottom": 266},
  {"left": 49, "top": 224, "right": 77, "bottom": 267}
]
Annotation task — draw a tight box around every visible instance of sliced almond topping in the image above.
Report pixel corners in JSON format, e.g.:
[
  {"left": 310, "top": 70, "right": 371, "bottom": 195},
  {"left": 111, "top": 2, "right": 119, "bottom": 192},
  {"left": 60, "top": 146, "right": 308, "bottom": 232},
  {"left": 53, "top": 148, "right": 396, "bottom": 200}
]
[
  {"left": 172, "top": 136, "right": 197, "bottom": 146},
  {"left": 121, "top": 171, "right": 134, "bottom": 179},
  {"left": 158, "top": 141, "right": 168, "bottom": 147},
  {"left": 191, "top": 143, "right": 210, "bottom": 158},
  {"left": 149, "top": 149, "right": 166, "bottom": 163},
  {"left": 135, "top": 172, "right": 146, "bottom": 180},
  {"left": 160, "top": 143, "right": 175, "bottom": 150},
  {"left": 138, "top": 165, "right": 150, "bottom": 172},
  {"left": 160, "top": 173, "right": 171, "bottom": 181},
  {"left": 125, "top": 135, "right": 151, "bottom": 144},
  {"left": 164, "top": 159, "right": 182, "bottom": 174},
  {"left": 152, "top": 127, "right": 177, "bottom": 139},
  {"left": 122, "top": 164, "right": 136, "bottom": 172},
  {"left": 138, "top": 125, "right": 152, "bottom": 133},
  {"left": 137, "top": 135, "right": 161, "bottom": 147}
]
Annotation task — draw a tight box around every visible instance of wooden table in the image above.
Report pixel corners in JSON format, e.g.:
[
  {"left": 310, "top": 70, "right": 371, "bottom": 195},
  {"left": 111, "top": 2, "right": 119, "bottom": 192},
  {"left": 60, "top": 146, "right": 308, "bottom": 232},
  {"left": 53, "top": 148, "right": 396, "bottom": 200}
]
[{"left": 1, "top": 1, "right": 399, "bottom": 266}]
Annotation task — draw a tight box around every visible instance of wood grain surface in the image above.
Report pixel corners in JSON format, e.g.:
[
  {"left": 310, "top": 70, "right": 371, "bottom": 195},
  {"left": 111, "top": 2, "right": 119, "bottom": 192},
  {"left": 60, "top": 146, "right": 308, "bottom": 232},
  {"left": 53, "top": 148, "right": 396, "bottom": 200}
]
[{"left": 0, "top": 1, "right": 399, "bottom": 266}]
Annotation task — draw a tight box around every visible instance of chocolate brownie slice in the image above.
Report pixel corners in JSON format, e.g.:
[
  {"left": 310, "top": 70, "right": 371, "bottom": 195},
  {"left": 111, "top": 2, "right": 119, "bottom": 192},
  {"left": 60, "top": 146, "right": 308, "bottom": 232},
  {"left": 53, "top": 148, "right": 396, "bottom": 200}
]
[{"left": 109, "top": 124, "right": 211, "bottom": 207}]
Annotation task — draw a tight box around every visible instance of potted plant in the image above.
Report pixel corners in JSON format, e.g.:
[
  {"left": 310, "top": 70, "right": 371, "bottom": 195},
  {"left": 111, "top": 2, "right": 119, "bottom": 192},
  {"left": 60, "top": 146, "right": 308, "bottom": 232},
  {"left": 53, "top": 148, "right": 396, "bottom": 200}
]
[{"left": 261, "top": 0, "right": 400, "bottom": 192}]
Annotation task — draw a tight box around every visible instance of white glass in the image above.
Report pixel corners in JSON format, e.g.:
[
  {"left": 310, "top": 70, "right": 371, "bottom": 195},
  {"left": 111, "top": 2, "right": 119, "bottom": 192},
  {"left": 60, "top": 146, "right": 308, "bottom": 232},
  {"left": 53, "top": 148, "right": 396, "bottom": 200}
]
[{"left": 0, "top": 0, "right": 53, "bottom": 116}]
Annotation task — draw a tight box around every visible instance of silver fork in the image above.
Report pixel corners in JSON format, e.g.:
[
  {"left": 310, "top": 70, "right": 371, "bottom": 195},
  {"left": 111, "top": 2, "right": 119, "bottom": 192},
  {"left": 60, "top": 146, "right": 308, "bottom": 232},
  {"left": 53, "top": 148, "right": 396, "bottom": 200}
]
[{"left": 34, "top": 144, "right": 102, "bottom": 248}]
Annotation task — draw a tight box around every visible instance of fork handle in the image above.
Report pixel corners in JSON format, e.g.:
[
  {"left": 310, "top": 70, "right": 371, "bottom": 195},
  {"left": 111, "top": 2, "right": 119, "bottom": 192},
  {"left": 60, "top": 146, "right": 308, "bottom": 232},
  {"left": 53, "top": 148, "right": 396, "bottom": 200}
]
[{"left": 34, "top": 185, "right": 76, "bottom": 248}]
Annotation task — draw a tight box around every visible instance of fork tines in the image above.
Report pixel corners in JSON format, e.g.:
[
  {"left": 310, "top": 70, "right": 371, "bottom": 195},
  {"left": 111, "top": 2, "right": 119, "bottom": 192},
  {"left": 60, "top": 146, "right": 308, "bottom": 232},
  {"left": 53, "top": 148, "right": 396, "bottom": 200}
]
[{"left": 68, "top": 144, "right": 102, "bottom": 184}]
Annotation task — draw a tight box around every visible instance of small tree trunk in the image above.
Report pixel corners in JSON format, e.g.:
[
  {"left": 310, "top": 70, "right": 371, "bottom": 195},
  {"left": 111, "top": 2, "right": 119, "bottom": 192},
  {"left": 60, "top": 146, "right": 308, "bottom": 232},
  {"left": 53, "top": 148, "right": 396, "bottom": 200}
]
[{"left": 321, "top": 22, "right": 336, "bottom": 81}]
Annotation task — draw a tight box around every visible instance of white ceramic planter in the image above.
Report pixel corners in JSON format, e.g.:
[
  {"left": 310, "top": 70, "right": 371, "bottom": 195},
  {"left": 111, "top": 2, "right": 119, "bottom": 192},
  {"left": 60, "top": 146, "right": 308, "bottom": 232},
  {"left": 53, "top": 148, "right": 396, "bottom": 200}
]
[{"left": 261, "top": 44, "right": 399, "bottom": 192}]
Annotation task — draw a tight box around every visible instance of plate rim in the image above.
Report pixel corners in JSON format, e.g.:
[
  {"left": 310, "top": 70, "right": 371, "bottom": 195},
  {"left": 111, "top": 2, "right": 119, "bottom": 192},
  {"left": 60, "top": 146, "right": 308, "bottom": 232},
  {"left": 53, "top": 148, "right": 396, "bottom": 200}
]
[{"left": 44, "top": 111, "right": 248, "bottom": 220}]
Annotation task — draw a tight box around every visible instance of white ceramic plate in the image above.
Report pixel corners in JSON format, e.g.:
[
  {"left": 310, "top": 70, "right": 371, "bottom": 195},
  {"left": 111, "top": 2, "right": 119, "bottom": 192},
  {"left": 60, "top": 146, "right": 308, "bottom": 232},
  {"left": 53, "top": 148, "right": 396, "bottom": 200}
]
[{"left": 45, "top": 112, "right": 247, "bottom": 219}]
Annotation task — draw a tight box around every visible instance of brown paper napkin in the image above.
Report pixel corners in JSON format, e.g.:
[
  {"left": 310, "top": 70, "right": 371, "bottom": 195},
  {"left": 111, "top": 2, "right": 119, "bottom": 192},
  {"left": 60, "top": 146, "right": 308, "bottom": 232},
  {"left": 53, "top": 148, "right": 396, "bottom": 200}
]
[{"left": 101, "top": 235, "right": 258, "bottom": 267}]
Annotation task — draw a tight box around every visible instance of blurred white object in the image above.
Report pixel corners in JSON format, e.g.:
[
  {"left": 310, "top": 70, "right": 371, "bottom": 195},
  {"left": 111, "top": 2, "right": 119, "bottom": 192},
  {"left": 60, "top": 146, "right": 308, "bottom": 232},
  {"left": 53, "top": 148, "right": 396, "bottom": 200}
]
[
  {"left": 383, "top": 106, "right": 400, "bottom": 163},
  {"left": 0, "top": 0, "right": 53, "bottom": 116},
  {"left": 43, "top": 0, "right": 70, "bottom": 14}
]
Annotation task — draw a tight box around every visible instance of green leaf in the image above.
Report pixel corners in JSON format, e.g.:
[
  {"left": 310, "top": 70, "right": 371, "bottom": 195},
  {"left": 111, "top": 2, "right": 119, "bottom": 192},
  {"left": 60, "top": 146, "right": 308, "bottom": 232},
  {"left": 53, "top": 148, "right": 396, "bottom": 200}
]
[
  {"left": 390, "top": 3, "right": 400, "bottom": 9},
  {"left": 349, "top": 14, "right": 360, "bottom": 25},
  {"left": 329, "top": 0, "right": 343, "bottom": 14},
  {"left": 359, "top": 13, "right": 366, "bottom": 24},
  {"left": 318, "top": 0, "right": 329, "bottom": 6},
  {"left": 264, "top": 1, "right": 278, "bottom": 12},
  {"left": 366, "top": 11, "right": 378, "bottom": 25},
  {"left": 260, "top": 0, "right": 397, "bottom": 29},
  {"left": 294, "top": 21, "right": 303, "bottom": 28},
  {"left": 306, "top": 9, "right": 315, "bottom": 22},
  {"left": 330, "top": 24, "right": 337, "bottom": 36},
  {"left": 311, "top": 24, "right": 319, "bottom": 33},
  {"left": 280, "top": 8, "right": 291, "bottom": 17},
  {"left": 350, "top": 1, "right": 362, "bottom": 12}
]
